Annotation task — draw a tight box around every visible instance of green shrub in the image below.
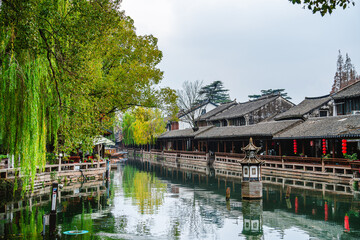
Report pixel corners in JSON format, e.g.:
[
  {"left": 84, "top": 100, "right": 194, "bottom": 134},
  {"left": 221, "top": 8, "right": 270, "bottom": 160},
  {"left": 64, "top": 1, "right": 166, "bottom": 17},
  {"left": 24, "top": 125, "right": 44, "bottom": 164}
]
[{"left": 344, "top": 153, "right": 358, "bottom": 161}]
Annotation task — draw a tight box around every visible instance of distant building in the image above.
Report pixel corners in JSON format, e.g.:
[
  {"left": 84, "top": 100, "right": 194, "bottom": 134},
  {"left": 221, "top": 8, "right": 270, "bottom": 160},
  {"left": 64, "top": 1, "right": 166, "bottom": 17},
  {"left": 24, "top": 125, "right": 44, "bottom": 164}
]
[
  {"left": 203, "top": 95, "right": 294, "bottom": 127},
  {"left": 274, "top": 95, "right": 333, "bottom": 121},
  {"left": 165, "top": 101, "right": 218, "bottom": 131},
  {"left": 197, "top": 100, "right": 237, "bottom": 127},
  {"left": 332, "top": 80, "right": 360, "bottom": 116}
]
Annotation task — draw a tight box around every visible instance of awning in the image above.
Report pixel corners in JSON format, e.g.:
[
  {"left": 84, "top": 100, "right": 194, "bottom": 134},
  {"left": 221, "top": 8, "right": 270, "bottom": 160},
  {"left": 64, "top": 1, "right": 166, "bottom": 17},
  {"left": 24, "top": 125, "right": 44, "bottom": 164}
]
[{"left": 93, "top": 136, "right": 115, "bottom": 146}]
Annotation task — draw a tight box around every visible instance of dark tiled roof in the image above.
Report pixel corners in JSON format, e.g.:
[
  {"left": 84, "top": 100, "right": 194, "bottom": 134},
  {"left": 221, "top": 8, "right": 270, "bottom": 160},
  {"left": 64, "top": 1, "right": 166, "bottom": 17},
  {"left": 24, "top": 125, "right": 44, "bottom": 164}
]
[
  {"left": 199, "top": 100, "right": 237, "bottom": 120},
  {"left": 158, "top": 126, "right": 214, "bottom": 139},
  {"left": 195, "top": 120, "right": 301, "bottom": 139},
  {"left": 333, "top": 80, "right": 360, "bottom": 100},
  {"left": 274, "top": 115, "right": 360, "bottom": 139},
  {"left": 209, "top": 95, "right": 279, "bottom": 121},
  {"left": 274, "top": 95, "right": 331, "bottom": 120}
]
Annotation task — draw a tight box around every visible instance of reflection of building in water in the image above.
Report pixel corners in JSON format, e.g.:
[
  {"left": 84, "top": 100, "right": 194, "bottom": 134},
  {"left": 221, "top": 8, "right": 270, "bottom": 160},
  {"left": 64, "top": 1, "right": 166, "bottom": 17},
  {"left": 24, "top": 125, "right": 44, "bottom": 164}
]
[{"left": 242, "top": 200, "right": 263, "bottom": 240}]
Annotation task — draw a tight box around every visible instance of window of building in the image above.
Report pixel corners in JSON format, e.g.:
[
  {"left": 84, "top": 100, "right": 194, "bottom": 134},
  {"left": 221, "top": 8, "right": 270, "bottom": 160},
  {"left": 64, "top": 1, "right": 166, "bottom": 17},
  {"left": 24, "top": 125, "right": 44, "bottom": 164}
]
[{"left": 319, "top": 110, "right": 328, "bottom": 117}]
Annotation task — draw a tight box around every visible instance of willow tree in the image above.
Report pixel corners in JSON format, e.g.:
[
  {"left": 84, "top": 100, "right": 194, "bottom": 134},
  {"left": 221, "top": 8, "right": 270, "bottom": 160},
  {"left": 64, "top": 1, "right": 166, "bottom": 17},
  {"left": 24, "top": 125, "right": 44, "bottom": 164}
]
[
  {"left": 0, "top": 0, "right": 177, "bottom": 190},
  {"left": 121, "top": 107, "right": 166, "bottom": 148}
]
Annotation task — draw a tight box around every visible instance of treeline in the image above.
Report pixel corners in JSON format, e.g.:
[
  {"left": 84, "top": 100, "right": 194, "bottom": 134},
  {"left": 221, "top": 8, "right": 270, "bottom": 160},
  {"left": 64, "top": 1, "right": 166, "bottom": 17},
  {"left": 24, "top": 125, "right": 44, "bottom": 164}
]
[
  {"left": 331, "top": 50, "right": 360, "bottom": 93},
  {"left": 0, "top": 0, "right": 177, "bottom": 188}
]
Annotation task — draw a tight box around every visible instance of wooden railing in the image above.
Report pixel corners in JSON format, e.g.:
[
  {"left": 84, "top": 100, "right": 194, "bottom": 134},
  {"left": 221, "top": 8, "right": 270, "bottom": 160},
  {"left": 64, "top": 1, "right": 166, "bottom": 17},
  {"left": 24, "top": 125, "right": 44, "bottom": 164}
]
[
  {"left": 128, "top": 150, "right": 358, "bottom": 180},
  {"left": 0, "top": 161, "right": 106, "bottom": 179}
]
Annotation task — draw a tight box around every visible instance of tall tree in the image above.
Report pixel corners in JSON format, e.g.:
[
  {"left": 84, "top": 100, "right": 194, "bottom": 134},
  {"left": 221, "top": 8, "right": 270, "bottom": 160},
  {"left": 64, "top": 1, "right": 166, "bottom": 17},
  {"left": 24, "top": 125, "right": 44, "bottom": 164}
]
[
  {"left": 198, "top": 80, "right": 231, "bottom": 104},
  {"left": 176, "top": 80, "right": 204, "bottom": 128},
  {"left": 121, "top": 112, "right": 136, "bottom": 146},
  {"left": 331, "top": 51, "right": 359, "bottom": 93},
  {"left": 290, "top": 0, "right": 355, "bottom": 16},
  {"left": 122, "top": 108, "right": 165, "bottom": 147},
  {"left": 0, "top": 0, "right": 177, "bottom": 190},
  {"left": 248, "top": 89, "right": 292, "bottom": 100}
]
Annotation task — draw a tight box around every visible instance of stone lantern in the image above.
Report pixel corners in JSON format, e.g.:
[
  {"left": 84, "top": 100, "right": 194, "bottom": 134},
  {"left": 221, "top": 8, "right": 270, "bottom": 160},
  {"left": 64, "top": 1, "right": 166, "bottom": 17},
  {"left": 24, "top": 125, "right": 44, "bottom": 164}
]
[{"left": 240, "top": 137, "right": 264, "bottom": 199}]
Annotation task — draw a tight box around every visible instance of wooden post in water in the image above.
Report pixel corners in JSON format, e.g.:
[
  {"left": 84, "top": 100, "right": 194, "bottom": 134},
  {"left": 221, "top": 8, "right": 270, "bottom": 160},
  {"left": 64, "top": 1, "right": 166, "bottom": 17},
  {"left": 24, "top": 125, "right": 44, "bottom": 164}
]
[
  {"left": 106, "top": 159, "right": 110, "bottom": 180},
  {"left": 226, "top": 187, "right": 231, "bottom": 201},
  {"left": 285, "top": 186, "right": 291, "bottom": 199},
  {"left": 49, "top": 183, "right": 58, "bottom": 233}
]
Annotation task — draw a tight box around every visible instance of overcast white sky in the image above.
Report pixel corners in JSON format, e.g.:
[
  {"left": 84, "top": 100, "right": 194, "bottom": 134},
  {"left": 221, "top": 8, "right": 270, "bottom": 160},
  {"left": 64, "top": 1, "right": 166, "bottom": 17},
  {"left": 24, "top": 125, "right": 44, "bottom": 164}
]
[{"left": 121, "top": 0, "right": 360, "bottom": 104}]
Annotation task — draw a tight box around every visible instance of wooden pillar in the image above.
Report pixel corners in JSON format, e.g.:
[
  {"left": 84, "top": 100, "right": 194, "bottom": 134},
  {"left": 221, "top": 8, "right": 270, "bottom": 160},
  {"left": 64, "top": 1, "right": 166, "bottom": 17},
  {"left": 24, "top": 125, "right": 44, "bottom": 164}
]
[
  {"left": 224, "top": 141, "right": 226, "bottom": 153},
  {"left": 302, "top": 140, "right": 305, "bottom": 156},
  {"left": 175, "top": 140, "right": 178, "bottom": 150},
  {"left": 279, "top": 141, "right": 282, "bottom": 156},
  {"left": 192, "top": 141, "right": 194, "bottom": 151},
  {"left": 217, "top": 142, "right": 220, "bottom": 152},
  {"left": 206, "top": 141, "right": 209, "bottom": 152},
  {"left": 232, "top": 141, "right": 234, "bottom": 153},
  {"left": 332, "top": 139, "right": 335, "bottom": 158},
  {"left": 198, "top": 141, "right": 200, "bottom": 151},
  {"left": 265, "top": 140, "right": 268, "bottom": 155}
]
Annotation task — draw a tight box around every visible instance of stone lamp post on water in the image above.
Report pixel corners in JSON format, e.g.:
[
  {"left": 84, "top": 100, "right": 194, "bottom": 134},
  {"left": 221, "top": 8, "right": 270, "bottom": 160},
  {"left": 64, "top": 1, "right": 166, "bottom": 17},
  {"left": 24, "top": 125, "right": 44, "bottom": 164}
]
[{"left": 240, "top": 138, "right": 265, "bottom": 199}]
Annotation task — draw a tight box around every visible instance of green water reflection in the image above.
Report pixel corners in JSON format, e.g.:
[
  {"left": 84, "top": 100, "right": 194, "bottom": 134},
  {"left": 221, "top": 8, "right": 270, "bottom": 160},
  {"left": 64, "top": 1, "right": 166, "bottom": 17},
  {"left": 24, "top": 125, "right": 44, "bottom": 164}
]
[
  {"left": 122, "top": 165, "right": 167, "bottom": 214},
  {"left": 0, "top": 161, "right": 360, "bottom": 239}
]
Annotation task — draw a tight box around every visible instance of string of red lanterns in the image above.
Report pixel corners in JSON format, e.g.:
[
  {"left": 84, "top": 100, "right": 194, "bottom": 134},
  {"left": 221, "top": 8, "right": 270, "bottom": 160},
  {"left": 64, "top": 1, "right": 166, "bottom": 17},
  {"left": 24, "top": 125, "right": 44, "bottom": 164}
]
[
  {"left": 322, "top": 139, "right": 326, "bottom": 155},
  {"left": 293, "top": 139, "right": 297, "bottom": 155},
  {"left": 342, "top": 139, "right": 347, "bottom": 155}
]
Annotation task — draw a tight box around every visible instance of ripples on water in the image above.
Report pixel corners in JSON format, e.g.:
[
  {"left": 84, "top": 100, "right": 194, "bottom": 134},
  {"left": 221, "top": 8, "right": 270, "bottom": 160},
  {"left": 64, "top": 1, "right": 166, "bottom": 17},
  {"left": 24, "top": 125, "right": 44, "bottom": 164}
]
[{"left": 0, "top": 160, "right": 360, "bottom": 239}]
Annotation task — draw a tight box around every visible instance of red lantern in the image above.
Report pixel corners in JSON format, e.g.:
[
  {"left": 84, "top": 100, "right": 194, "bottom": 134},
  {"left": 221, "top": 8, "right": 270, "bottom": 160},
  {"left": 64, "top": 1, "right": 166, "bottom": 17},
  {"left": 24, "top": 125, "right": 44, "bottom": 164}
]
[
  {"left": 295, "top": 197, "right": 298, "bottom": 214},
  {"left": 293, "top": 140, "right": 297, "bottom": 154}
]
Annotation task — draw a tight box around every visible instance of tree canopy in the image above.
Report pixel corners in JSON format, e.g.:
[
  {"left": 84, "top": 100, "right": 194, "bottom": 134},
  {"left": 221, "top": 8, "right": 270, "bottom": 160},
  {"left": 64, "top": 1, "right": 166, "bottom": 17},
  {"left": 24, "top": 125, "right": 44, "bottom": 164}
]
[
  {"left": 0, "top": 0, "right": 177, "bottom": 189},
  {"left": 176, "top": 80, "right": 204, "bottom": 128},
  {"left": 121, "top": 107, "right": 165, "bottom": 146},
  {"left": 290, "top": 0, "right": 355, "bottom": 16},
  {"left": 248, "top": 89, "right": 292, "bottom": 100},
  {"left": 198, "top": 80, "right": 231, "bottom": 104}
]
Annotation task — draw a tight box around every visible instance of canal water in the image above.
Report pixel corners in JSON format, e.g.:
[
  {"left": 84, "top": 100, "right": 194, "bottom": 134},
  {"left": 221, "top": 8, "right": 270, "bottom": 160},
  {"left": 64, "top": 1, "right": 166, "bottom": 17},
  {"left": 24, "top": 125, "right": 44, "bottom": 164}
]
[{"left": 1, "top": 160, "right": 360, "bottom": 239}]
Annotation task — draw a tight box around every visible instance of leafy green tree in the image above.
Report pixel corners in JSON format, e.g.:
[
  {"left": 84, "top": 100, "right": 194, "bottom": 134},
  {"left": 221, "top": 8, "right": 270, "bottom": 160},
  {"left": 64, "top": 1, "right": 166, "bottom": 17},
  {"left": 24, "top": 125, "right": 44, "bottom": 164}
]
[
  {"left": 133, "top": 107, "right": 166, "bottom": 146},
  {"left": 290, "top": 0, "right": 355, "bottom": 16},
  {"left": 0, "top": 0, "right": 176, "bottom": 189},
  {"left": 121, "top": 107, "right": 165, "bottom": 147},
  {"left": 198, "top": 80, "right": 231, "bottom": 104},
  {"left": 121, "top": 112, "right": 136, "bottom": 146},
  {"left": 248, "top": 89, "right": 292, "bottom": 100}
]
